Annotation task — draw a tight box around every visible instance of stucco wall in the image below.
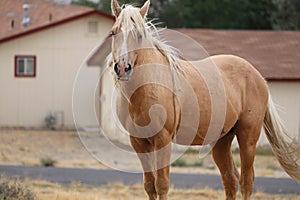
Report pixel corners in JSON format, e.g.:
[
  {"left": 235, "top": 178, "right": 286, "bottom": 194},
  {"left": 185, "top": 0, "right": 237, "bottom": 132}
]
[
  {"left": 0, "top": 14, "right": 113, "bottom": 129},
  {"left": 258, "top": 81, "right": 300, "bottom": 144}
]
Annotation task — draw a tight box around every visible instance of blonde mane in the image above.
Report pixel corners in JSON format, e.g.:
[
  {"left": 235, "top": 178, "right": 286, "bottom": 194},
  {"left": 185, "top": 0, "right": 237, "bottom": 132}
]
[{"left": 108, "top": 4, "right": 184, "bottom": 74}]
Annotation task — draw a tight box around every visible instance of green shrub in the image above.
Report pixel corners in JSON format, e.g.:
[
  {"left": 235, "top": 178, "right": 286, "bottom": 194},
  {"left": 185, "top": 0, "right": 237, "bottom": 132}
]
[
  {"left": 0, "top": 175, "right": 35, "bottom": 200},
  {"left": 206, "top": 165, "right": 216, "bottom": 170},
  {"left": 235, "top": 159, "right": 241, "bottom": 168},
  {"left": 255, "top": 146, "right": 274, "bottom": 156},
  {"left": 171, "top": 159, "right": 188, "bottom": 167},
  {"left": 267, "top": 165, "right": 280, "bottom": 171},
  {"left": 171, "top": 158, "right": 204, "bottom": 167},
  {"left": 44, "top": 114, "right": 57, "bottom": 130},
  {"left": 232, "top": 146, "right": 274, "bottom": 156},
  {"left": 191, "top": 160, "right": 203, "bottom": 167},
  {"left": 232, "top": 147, "right": 240, "bottom": 154},
  {"left": 40, "top": 156, "right": 57, "bottom": 167},
  {"left": 184, "top": 148, "right": 199, "bottom": 155}
]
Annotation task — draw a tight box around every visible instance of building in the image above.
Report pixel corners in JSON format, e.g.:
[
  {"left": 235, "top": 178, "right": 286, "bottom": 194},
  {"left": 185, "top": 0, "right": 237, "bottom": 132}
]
[{"left": 0, "top": 0, "right": 114, "bottom": 129}]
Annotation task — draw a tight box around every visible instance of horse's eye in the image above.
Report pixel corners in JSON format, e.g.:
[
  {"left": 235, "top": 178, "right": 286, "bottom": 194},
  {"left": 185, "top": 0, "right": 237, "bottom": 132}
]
[{"left": 111, "top": 30, "right": 116, "bottom": 36}]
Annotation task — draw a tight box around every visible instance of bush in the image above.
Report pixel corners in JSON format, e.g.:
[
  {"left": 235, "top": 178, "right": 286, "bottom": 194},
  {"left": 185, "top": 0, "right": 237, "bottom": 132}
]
[
  {"left": 44, "top": 114, "right": 57, "bottom": 130},
  {"left": 191, "top": 160, "right": 203, "bottom": 167},
  {"left": 0, "top": 175, "right": 35, "bottom": 200},
  {"left": 171, "top": 159, "right": 188, "bottom": 167},
  {"left": 232, "top": 146, "right": 274, "bottom": 156},
  {"left": 171, "top": 158, "right": 203, "bottom": 167},
  {"left": 267, "top": 165, "right": 280, "bottom": 171},
  {"left": 256, "top": 146, "right": 274, "bottom": 156},
  {"left": 184, "top": 148, "right": 199, "bottom": 155},
  {"left": 40, "top": 156, "right": 57, "bottom": 167}
]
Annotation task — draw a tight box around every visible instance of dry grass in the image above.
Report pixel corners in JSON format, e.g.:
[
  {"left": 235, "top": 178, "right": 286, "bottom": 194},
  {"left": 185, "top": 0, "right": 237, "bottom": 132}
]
[
  {"left": 29, "top": 180, "right": 300, "bottom": 200},
  {"left": 170, "top": 150, "right": 286, "bottom": 178},
  {"left": 0, "top": 175, "right": 35, "bottom": 200},
  {"left": 0, "top": 130, "right": 105, "bottom": 169},
  {"left": 0, "top": 130, "right": 287, "bottom": 178}
]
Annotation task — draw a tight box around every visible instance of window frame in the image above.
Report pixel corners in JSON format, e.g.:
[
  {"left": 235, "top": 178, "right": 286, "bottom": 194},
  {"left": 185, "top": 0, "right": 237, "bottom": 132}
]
[
  {"left": 87, "top": 19, "right": 99, "bottom": 35},
  {"left": 14, "top": 55, "right": 36, "bottom": 78},
  {"left": 88, "top": 20, "right": 98, "bottom": 33}
]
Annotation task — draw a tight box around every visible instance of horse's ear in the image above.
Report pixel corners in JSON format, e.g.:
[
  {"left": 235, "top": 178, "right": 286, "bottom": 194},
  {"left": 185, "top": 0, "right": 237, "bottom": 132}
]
[
  {"left": 140, "top": 0, "right": 150, "bottom": 18},
  {"left": 111, "top": 0, "right": 122, "bottom": 18}
]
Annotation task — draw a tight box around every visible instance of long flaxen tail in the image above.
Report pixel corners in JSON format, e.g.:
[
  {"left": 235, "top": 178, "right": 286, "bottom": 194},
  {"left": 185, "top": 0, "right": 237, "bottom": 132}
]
[{"left": 263, "top": 94, "right": 300, "bottom": 181}]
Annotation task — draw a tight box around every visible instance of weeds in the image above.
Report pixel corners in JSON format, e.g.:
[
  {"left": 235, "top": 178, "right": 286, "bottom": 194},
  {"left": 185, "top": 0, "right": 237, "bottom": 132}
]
[
  {"left": 235, "top": 159, "right": 241, "bottom": 168},
  {"left": 255, "top": 146, "right": 274, "bottom": 156},
  {"left": 184, "top": 148, "right": 199, "bottom": 155},
  {"left": 171, "top": 158, "right": 187, "bottom": 167},
  {"left": 191, "top": 160, "right": 203, "bottom": 167},
  {"left": 171, "top": 158, "right": 203, "bottom": 167},
  {"left": 44, "top": 113, "right": 57, "bottom": 130},
  {"left": 232, "top": 146, "right": 274, "bottom": 156},
  {"left": 267, "top": 165, "right": 280, "bottom": 171},
  {"left": 0, "top": 175, "right": 35, "bottom": 200},
  {"left": 40, "top": 156, "right": 57, "bottom": 167}
]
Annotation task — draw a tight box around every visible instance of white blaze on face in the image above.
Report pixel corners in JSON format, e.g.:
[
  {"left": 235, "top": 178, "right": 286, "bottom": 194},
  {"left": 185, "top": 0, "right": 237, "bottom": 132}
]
[{"left": 121, "top": 27, "right": 128, "bottom": 61}]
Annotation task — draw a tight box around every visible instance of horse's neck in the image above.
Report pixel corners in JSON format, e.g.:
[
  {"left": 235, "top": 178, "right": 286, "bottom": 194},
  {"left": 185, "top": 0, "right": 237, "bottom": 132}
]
[
  {"left": 118, "top": 48, "right": 173, "bottom": 98},
  {"left": 135, "top": 48, "right": 169, "bottom": 67}
]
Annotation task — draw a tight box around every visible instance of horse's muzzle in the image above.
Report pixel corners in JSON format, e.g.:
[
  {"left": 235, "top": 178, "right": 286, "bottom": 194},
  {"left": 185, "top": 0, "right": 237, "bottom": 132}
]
[{"left": 114, "top": 62, "right": 133, "bottom": 81}]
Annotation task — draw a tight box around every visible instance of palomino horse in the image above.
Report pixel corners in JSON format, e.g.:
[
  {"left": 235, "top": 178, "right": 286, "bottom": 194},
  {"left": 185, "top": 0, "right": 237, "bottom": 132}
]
[{"left": 109, "top": 0, "right": 300, "bottom": 199}]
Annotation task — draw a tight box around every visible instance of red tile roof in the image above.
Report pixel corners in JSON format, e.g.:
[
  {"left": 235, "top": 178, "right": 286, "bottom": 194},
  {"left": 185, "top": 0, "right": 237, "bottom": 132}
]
[
  {"left": 0, "top": 0, "right": 114, "bottom": 43},
  {"left": 177, "top": 29, "right": 300, "bottom": 81}
]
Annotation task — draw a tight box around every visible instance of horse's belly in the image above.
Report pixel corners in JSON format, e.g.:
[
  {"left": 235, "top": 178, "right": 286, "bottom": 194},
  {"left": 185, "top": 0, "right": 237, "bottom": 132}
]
[{"left": 172, "top": 130, "right": 226, "bottom": 146}]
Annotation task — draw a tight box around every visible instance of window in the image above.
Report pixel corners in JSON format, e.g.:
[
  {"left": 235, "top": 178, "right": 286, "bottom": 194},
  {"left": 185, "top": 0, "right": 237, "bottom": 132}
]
[
  {"left": 88, "top": 20, "right": 98, "bottom": 34},
  {"left": 15, "top": 55, "right": 36, "bottom": 77}
]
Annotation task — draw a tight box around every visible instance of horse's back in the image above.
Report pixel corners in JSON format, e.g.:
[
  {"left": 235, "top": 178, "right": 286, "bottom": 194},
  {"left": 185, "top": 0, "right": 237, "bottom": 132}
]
[{"left": 210, "top": 54, "right": 268, "bottom": 104}]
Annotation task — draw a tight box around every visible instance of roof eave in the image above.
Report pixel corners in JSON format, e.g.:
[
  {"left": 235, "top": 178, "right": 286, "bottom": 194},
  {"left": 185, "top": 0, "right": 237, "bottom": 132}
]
[{"left": 266, "top": 78, "right": 300, "bottom": 82}]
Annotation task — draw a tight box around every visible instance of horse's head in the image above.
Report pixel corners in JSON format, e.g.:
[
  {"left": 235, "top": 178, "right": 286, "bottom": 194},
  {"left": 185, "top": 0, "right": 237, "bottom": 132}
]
[{"left": 110, "top": 0, "right": 151, "bottom": 81}]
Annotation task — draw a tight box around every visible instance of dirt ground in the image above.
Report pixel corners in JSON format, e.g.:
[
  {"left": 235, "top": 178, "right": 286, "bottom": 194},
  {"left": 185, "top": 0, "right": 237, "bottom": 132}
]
[
  {"left": 1, "top": 130, "right": 298, "bottom": 200},
  {"left": 0, "top": 130, "right": 287, "bottom": 177},
  {"left": 33, "top": 181, "right": 300, "bottom": 200}
]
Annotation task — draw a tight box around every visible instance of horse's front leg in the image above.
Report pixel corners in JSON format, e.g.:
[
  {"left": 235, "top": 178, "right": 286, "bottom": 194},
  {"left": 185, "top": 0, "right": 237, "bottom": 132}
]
[
  {"left": 154, "top": 128, "right": 172, "bottom": 200},
  {"left": 144, "top": 172, "right": 157, "bottom": 200},
  {"left": 155, "top": 166, "right": 170, "bottom": 200},
  {"left": 130, "top": 137, "right": 157, "bottom": 200}
]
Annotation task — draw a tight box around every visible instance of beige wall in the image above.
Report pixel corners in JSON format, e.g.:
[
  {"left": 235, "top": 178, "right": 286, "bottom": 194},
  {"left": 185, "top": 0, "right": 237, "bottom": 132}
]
[
  {"left": 260, "top": 81, "right": 300, "bottom": 143},
  {"left": 0, "top": 14, "right": 113, "bottom": 129}
]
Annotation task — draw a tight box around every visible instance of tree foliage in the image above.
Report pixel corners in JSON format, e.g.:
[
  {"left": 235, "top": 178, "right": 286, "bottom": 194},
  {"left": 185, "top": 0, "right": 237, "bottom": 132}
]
[
  {"left": 158, "top": 0, "right": 275, "bottom": 29},
  {"left": 72, "top": 0, "right": 299, "bottom": 30},
  {"left": 271, "top": 0, "right": 300, "bottom": 30},
  {"left": 72, "top": 0, "right": 100, "bottom": 9}
]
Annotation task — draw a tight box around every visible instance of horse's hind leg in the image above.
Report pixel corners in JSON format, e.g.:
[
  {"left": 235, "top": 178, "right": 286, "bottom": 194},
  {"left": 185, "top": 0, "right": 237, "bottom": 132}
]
[
  {"left": 212, "top": 131, "right": 239, "bottom": 200},
  {"left": 236, "top": 118, "right": 262, "bottom": 200}
]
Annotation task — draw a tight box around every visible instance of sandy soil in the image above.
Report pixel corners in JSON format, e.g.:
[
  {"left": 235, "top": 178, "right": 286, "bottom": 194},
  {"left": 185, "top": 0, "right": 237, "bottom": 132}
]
[{"left": 0, "top": 130, "right": 287, "bottom": 178}]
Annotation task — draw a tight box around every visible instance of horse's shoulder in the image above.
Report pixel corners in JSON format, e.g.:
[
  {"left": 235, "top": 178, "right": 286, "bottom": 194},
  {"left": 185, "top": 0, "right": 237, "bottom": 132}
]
[{"left": 210, "top": 54, "right": 249, "bottom": 66}]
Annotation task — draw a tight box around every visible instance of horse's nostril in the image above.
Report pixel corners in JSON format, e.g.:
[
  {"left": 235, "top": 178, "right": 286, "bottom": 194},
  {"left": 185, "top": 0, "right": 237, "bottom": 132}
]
[
  {"left": 125, "top": 63, "right": 132, "bottom": 72},
  {"left": 114, "top": 63, "right": 120, "bottom": 75}
]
